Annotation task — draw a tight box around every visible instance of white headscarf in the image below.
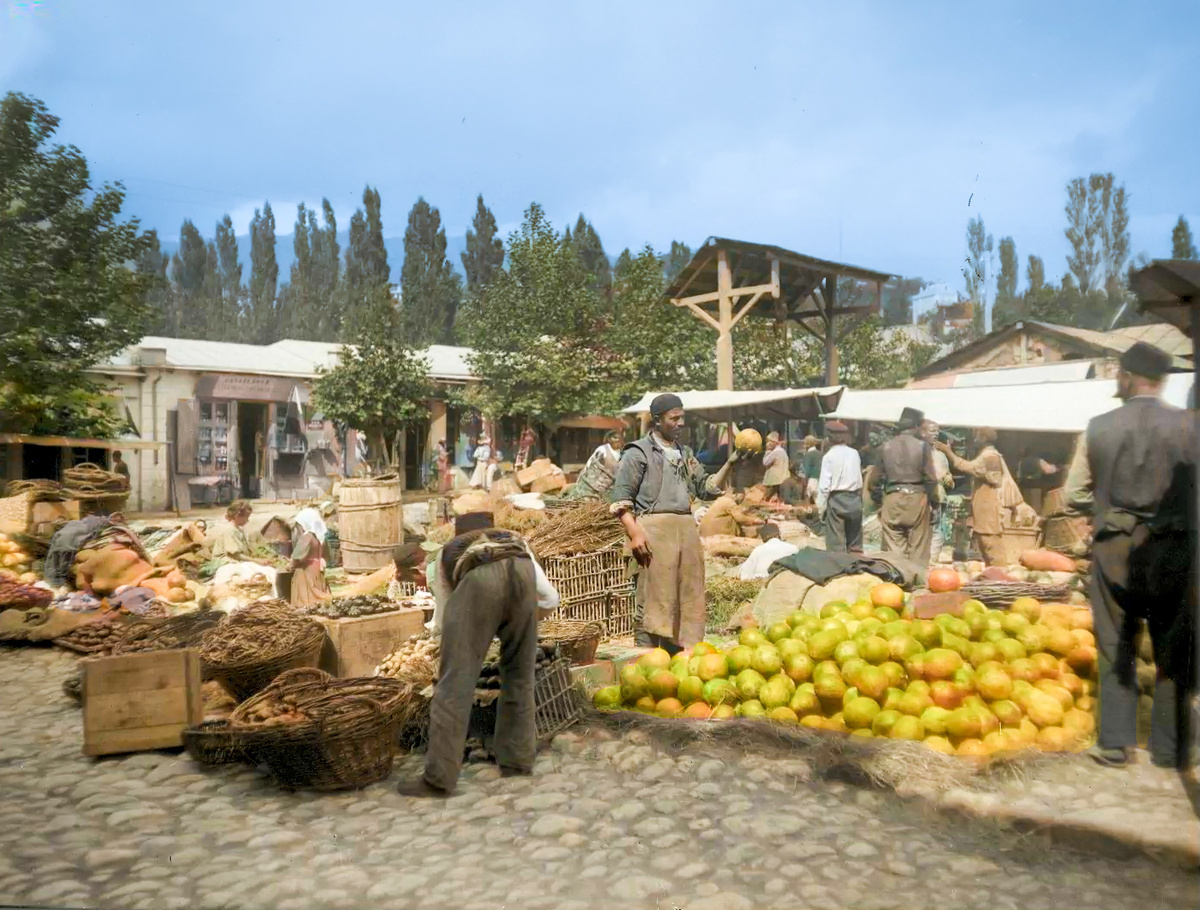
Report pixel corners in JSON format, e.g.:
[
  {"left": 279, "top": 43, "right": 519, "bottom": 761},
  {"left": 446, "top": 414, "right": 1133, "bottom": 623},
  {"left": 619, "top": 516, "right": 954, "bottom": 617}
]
[{"left": 293, "top": 507, "right": 328, "bottom": 540}]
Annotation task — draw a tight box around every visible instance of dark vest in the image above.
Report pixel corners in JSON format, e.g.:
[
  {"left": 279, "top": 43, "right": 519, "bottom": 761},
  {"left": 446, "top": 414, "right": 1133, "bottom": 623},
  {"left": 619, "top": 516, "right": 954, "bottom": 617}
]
[
  {"left": 1085, "top": 397, "right": 1193, "bottom": 532},
  {"left": 878, "top": 433, "right": 931, "bottom": 488}
]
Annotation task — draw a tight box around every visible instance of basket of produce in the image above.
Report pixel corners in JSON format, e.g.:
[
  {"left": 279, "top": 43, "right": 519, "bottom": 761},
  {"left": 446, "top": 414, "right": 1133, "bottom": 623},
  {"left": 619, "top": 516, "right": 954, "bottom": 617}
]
[
  {"left": 51, "top": 613, "right": 128, "bottom": 654},
  {"left": 183, "top": 719, "right": 251, "bottom": 766},
  {"left": 199, "top": 600, "right": 327, "bottom": 700},
  {"left": 537, "top": 620, "right": 603, "bottom": 666},
  {"left": 960, "top": 581, "right": 1072, "bottom": 609},
  {"left": 111, "top": 611, "right": 226, "bottom": 675},
  {"left": 0, "top": 576, "right": 51, "bottom": 610},
  {"left": 230, "top": 667, "right": 412, "bottom": 790},
  {"left": 303, "top": 594, "right": 401, "bottom": 619}
]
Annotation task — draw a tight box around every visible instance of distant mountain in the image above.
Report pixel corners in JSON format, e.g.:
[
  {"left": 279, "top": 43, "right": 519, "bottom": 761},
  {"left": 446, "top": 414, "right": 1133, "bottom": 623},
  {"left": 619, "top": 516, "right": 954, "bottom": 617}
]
[{"left": 157, "top": 231, "right": 468, "bottom": 287}]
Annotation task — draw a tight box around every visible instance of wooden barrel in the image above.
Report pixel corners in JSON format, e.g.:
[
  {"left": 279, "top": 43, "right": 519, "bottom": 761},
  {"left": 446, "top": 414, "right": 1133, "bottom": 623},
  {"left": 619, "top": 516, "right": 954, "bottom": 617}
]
[{"left": 337, "top": 474, "right": 403, "bottom": 573}]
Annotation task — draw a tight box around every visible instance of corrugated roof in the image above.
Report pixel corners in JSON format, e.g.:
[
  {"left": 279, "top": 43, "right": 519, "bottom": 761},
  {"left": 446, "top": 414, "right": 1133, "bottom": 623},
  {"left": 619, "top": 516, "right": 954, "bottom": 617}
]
[
  {"left": 94, "top": 337, "right": 479, "bottom": 381},
  {"left": 832, "top": 373, "right": 1193, "bottom": 433}
]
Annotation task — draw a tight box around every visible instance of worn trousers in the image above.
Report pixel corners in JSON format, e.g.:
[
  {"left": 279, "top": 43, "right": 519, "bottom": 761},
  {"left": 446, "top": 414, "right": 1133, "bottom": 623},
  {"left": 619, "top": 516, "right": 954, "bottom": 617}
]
[
  {"left": 424, "top": 557, "right": 539, "bottom": 791},
  {"left": 1091, "top": 528, "right": 1195, "bottom": 767},
  {"left": 880, "top": 490, "right": 931, "bottom": 566},
  {"left": 824, "top": 491, "right": 863, "bottom": 554}
]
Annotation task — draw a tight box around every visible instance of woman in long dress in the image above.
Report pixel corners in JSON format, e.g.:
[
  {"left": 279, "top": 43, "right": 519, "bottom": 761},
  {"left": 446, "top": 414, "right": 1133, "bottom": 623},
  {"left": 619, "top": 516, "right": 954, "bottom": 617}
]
[
  {"left": 290, "top": 508, "right": 331, "bottom": 606},
  {"left": 469, "top": 435, "right": 492, "bottom": 489}
]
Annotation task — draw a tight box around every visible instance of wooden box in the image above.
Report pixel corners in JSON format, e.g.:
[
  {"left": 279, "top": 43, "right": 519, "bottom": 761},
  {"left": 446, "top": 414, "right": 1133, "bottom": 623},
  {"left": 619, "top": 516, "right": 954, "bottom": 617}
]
[
  {"left": 517, "top": 458, "right": 556, "bottom": 490},
  {"left": 316, "top": 608, "right": 426, "bottom": 678},
  {"left": 531, "top": 472, "right": 566, "bottom": 494},
  {"left": 82, "top": 649, "right": 203, "bottom": 757},
  {"left": 30, "top": 499, "right": 80, "bottom": 536}
]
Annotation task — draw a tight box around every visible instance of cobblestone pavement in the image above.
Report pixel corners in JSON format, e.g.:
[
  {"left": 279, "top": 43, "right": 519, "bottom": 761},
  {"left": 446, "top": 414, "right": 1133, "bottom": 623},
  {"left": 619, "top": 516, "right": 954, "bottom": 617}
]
[{"left": 1, "top": 647, "right": 1196, "bottom": 910}]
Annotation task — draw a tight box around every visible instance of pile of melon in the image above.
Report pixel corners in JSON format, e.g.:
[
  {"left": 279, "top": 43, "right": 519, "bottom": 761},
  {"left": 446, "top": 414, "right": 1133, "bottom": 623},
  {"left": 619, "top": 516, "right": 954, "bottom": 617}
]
[
  {"left": 0, "top": 532, "right": 37, "bottom": 585},
  {"left": 592, "top": 584, "right": 1098, "bottom": 759}
]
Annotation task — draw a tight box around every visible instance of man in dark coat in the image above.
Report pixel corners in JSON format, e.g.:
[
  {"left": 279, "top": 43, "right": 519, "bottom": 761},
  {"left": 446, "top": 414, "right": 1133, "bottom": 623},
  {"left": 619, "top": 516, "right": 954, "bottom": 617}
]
[
  {"left": 870, "top": 407, "right": 938, "bottom": 565},
  {"left": 1065, "top": 341, "right": 1196, "bottom": 768}
]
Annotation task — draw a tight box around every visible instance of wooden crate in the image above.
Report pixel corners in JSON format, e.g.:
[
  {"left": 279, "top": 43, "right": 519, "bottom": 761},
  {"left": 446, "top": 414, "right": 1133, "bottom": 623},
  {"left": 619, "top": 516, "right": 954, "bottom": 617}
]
[
  {"left": 82, "top": 649, "right": 203, "bottom": 757},
  {"left": 516, "top": 458, "right": 556, "bottom": 490},
  {"left": 316, "top": 608, "right": 426, "bottom": 678}
]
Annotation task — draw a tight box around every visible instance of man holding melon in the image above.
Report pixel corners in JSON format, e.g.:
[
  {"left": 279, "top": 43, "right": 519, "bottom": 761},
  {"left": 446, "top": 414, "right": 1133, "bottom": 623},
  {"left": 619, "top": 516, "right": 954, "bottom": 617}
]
[
  {"left": 612, "top": 394, "right": 738, "bottom": 653},
  {"left": 1065, "top": 341, "right": 1196, "bottom": 769}
]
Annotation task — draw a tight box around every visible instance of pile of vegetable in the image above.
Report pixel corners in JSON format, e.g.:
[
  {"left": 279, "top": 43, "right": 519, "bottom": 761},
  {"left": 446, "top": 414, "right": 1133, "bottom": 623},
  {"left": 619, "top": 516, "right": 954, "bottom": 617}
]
[
  {"left": 305, "top": 594, "right": 398, "bottom": 619},
  {"left": 374, "top": 634, "right": 440, "bottom": 686},
  {"left": 476, "top": 640, "right": 561, "bottom": 690},
  {"left": 0, "top": 533, "right": 36, "bottom": 585}
]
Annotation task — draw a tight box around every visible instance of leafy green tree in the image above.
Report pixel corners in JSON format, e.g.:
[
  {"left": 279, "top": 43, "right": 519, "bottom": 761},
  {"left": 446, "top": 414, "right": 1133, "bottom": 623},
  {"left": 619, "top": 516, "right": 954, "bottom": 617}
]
[
  {"left": 312, "top": 287, "right": 431, "bottom": 470},
  {"left": 309, "top": 200, "right": 341, "bottom": 340},
  {"left": 460, "top": 194, "right": 504, "bottom": 297},
  {"left": 1026, "top": 255, "right": 1045, "bottom": 296},
  {"left": 343, "top": 185, "right": 390, "bottom": 331},
  {"left": 1064, "top": 172, "right": 1129, "bottom": 327},
  {"left": 138, "top": 229, "right": 172, "bottom": 333},
  {"left": 0, "top": 91, "right": 152, "bottom": 436},
  {"left": 460, "top": 203, "right": 621, "bottom": 424},
  {"left": 170, "top": 220, "right": 208, "bottom": 337},
  {"left": 1172, "top": 216, "right": 1197, "bottom": 260},
  {"left": 992, "top": 236, "right": 1021, "bottom": 328},
  {"left": 213, "top": 214, "right": 243, "bottom": 340},
  {"left": 663, "top": 241, "right": 692, "bottom": 283},
  {"left": 400, "top": 197, "right": 462, "bottom": 345},
  {"left": 613, "top": 247, "right": 634, "bottom": 283},
  {"left": 571, "top": 213, "right": 611, "bottom": 294},
  {"left": 962, "top": 216, "right": 992, "bottom": 338},
  {"left": 246, "top": 202, "right": 279, "bottom": 342},
  {"left": 1065, "top": 177, "right": 1100, "bottom": 294}
]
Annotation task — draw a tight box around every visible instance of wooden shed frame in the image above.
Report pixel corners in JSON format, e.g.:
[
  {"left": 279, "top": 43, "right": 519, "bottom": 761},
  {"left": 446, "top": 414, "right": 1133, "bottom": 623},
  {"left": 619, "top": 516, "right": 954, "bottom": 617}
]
[{"left": 666, "top": 237, "right": 894, "bottom": 389}]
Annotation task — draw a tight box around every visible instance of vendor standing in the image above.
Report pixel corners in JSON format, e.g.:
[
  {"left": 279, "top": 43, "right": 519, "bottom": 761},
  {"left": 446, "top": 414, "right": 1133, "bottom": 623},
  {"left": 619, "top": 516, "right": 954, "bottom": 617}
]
[
  {"left": 1065, "top": 342, "right": 1195, "bottom": 769},
  {"left": 611, "top": 394, "right": 738, "bottom": 652},
  {"left": 816, "top": 422, "right": 863, "bottom": 552},
  {"left": 935, "top": 427, "right": 1010, "bottom": 566},
  {"left": 800, "top": 436, "right": 823, "bottom": 503},
  {"left": 289, "top": 508, "right": 331, "bottom": 605},
  {"left": 871, "top": 407, "right": 938, "bottom": 564},
  {"left": 468, "top": 434, "right": 493, "bottom": 490},
  {"left": 565, "top": 430, "right": 623, "bottom": 501},
  {"left": 760, "top": 432, "right": 790, "bottom": 501}
]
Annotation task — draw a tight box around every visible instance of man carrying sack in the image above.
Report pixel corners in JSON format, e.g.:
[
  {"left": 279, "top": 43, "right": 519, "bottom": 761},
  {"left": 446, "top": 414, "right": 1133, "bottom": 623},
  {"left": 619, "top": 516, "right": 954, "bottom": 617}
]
[
  {"left": 611, "top": 393, "right": 738, "bottom": 653},
  {"left": 1065, "top": 342, "right": 1196, "bottom": 769},
  {"left": 871, "top": 406, "right": 938, "bottom": 565},
  {"left": 397, "top": 512, "right": 560, "bottom": 797}
]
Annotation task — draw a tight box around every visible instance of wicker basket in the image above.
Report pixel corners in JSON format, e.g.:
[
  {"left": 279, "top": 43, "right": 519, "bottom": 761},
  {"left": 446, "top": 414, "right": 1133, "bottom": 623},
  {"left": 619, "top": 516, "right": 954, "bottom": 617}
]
[
  {"left": 538, "top": 620, "right": 604, "bottom": 666},
  {"left": 205, "top": 624, "right": 327, "bottom": 701},
  {"left": 960, "top": 581, "right": 1073, "bottom": 609},
  {"left": 231, "top": 669, "right": 409, "bottom": 791},
  {"left": 541, "top": 545, "right": 628, "bottom": 602},
  {"left": 606, "top": 586, "right": 637, "bottom": 638},
  {"left": 183, "top": 720, "right": 251, "bottom": 766},
  {"left": 468, "top": 658, "right": 582, "bottom": 745}
]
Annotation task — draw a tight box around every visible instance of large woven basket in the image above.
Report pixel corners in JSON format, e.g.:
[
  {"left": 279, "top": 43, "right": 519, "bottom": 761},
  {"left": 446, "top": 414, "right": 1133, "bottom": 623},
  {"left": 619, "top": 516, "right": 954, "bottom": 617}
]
[
  {"left": 183, "top": 720, "right": 251, "bottom": 766},
  {"left": 538, "top": 619, "right": 603, "bottom": 666},
  {"left": 960, "top": 581, "right": 1072, "bottom": 609},
  {"left": 230, "top": 668, "right": 411, "bottom": 791},
  {"left": 205, "top": 623, "right": 326, "bottom": 701}
]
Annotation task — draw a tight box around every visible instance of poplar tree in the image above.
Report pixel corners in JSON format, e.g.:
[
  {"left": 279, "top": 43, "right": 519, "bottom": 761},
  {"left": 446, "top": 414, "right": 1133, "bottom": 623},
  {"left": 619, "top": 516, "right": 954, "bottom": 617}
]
[
  {"left": 400, "top": 197, "right": 462, "bottom": 345},
  {"left": 461, "top": 194, "right": 504, "bottom": 297},
  {"left": 246, "top": 202, "right": 279, "bottom": 342}
]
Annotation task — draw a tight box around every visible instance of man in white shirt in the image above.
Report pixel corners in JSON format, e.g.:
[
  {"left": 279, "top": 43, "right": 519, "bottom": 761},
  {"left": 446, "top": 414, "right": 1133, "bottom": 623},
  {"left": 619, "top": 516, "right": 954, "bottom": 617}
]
[
  {"left": 739, "top": 524, "right": 799, "bottom": 579},
  {"left": 816, "top": 421, "right": 864, "bottom": 553}
]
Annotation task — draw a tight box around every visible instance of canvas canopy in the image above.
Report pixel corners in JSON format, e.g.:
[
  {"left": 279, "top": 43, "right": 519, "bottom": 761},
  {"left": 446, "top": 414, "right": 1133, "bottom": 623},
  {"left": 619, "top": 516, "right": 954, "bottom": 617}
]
[
  {"left": 623, "top": 387, "right": 844, "bottom": 423},
  {"left": 830, "top": 374, "right": 1194, "bottom": 434}
]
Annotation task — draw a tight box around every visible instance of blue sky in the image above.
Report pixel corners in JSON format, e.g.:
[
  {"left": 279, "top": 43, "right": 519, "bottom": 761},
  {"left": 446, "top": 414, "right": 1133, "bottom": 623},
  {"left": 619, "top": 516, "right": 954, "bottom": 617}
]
[{"left": 3, "top": 0, "right": 1198, "bottom": 295}]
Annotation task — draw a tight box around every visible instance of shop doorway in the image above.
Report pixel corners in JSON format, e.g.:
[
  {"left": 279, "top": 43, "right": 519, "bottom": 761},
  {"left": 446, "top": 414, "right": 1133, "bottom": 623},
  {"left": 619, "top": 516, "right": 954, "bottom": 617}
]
[{"left": 238, "top": 402, "right": 268, "bottom": 499}]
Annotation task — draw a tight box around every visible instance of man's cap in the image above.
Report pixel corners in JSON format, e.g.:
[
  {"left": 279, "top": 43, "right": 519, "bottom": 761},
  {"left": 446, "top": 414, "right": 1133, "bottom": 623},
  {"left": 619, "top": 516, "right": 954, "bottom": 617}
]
[
  {"left": 649, "top": 393, "right": 684, "bottom": 416},
  {"left": 826, "top": 421, "right": 849, "bottom": 433},
  {"left": 1119, "top": 342, "right": 1171, "bottom": 381},
  {"left": 897, "top": 407, "right": 925, "bottom": 429},
  {"left": 454, "top": 511, "right": 494, "bottom": 536},
  {"left": 392, "top": 542, "right": 426, "bottom": 566}
]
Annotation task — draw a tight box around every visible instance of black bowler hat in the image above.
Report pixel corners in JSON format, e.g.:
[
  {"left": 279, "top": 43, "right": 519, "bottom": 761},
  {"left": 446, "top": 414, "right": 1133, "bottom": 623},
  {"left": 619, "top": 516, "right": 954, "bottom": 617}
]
[
  {"left": 1119, "top": 342, "right": 1171, "bottom": 381},
  {"left": 897, "top": 407, "right": 925, "bottom": 430}
]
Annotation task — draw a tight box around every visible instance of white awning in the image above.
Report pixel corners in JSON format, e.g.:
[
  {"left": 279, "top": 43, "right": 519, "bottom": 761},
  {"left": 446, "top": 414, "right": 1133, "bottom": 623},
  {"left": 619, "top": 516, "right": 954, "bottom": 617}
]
[
  {"left": 622, "top": 387, "right": 844, "bottom": 423},
  {"left": 831, "top": 374, "right": 1194, "bottom": 433},
  {"left": 951, "top": 361, "right": 1094, "bottom": 387}
]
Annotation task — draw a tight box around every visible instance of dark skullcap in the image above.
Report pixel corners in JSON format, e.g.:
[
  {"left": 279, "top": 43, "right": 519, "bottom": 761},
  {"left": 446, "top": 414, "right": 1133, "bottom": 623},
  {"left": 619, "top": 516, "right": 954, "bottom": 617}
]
[
  {"left": 649, "top": 393, "right": 683, "bottom": 416},
  {"left": 454, "top": 511, "right": 495, "bottom": 536},
  {"left": 1119, "top": 342, "right": 1171, "bottom": 381}
]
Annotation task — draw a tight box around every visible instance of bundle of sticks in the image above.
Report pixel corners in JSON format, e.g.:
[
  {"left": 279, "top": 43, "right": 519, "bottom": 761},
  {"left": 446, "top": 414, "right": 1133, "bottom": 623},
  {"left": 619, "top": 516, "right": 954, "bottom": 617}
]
[{"left": 525, "top": 501, "right": 624, "bottom": 558}]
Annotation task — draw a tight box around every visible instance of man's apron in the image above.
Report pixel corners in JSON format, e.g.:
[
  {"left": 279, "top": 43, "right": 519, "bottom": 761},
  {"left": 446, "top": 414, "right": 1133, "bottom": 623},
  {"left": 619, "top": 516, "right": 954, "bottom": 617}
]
[{"left": 638, "top": 512, "right": 706, "bottom": 647}]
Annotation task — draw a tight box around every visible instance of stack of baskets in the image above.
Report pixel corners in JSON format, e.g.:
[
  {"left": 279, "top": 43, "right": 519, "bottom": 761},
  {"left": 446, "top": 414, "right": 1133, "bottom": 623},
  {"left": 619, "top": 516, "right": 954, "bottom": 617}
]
[
  {"left": 227, "top": 667, "right": 412, "bottom": 790},
  {"left": 541, "top": 544, "right": 635, "bottom": 638}
]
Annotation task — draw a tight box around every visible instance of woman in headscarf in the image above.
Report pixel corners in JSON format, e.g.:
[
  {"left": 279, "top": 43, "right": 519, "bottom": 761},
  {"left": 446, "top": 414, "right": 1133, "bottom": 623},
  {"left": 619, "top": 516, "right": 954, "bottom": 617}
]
[
  {"left": 564, "top": 430, "right": 624, "bottom": 501},
  {"left": 290, "top": 507, "right": 331, "bottom": 606}
]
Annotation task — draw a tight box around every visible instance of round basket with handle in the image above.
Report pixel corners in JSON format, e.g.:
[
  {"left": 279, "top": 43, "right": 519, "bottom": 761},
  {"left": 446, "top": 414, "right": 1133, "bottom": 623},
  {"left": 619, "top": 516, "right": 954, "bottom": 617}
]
[
  {"left": 538, "top": 619, "right": 604, "bottom": 666},
  {"left": 203, "top": 621, "right": 326, "bottom": 702}
]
